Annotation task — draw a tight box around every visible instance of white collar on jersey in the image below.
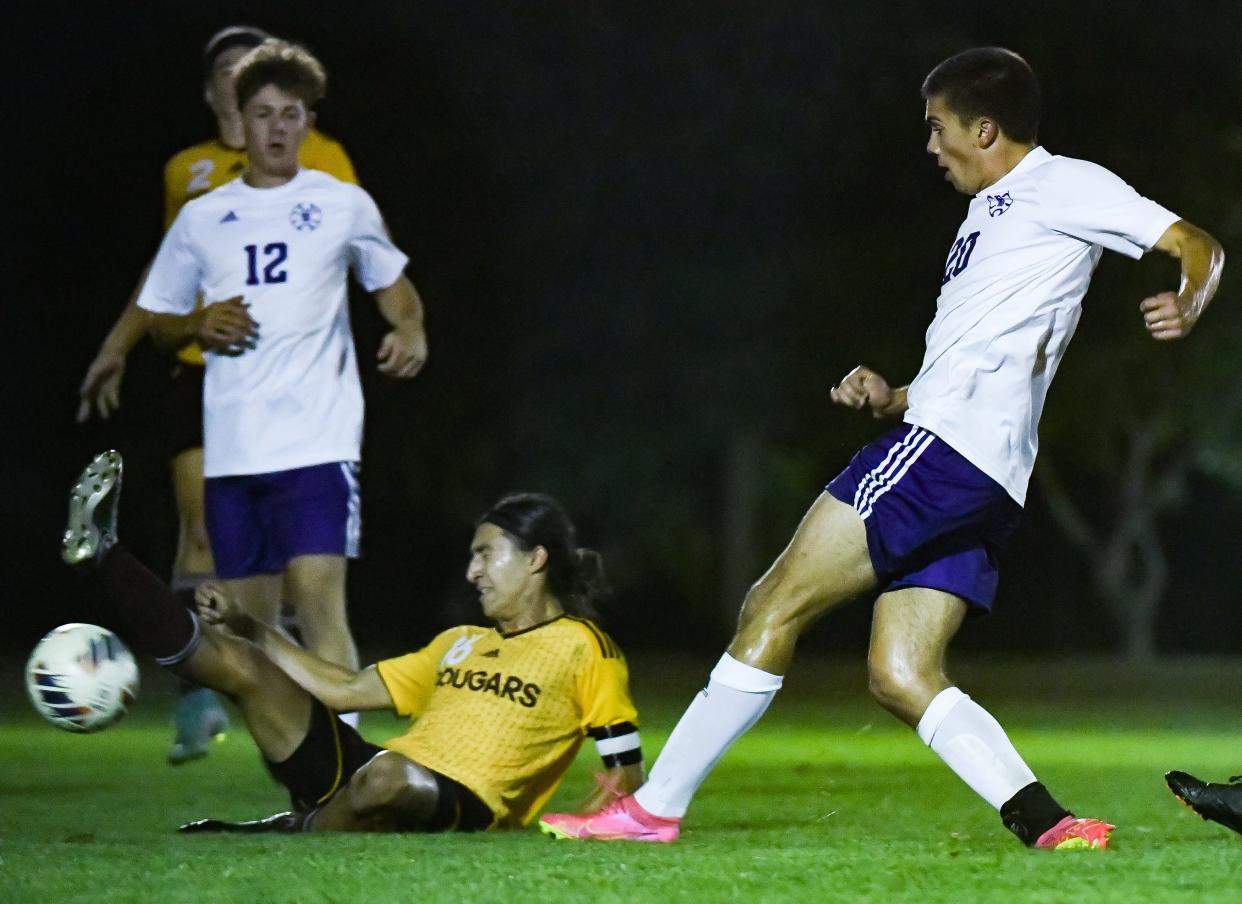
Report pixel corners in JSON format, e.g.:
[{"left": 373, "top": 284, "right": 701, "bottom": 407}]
[{"left": 975, "top": 145, "right": 1051, "bottom": 198}]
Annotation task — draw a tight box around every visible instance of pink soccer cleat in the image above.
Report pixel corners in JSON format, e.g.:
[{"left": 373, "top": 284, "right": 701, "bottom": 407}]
[
  {"left": 1033, "top": 815, "right": 1115, "bottom": 850},
  {"left": 539, "top": 794, "right": 681, "bottom": 843}
]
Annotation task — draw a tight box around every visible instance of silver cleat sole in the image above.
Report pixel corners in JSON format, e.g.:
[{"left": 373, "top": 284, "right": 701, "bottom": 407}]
[{"left": 62, "top": 450, "right": 123, "bottom": 565}]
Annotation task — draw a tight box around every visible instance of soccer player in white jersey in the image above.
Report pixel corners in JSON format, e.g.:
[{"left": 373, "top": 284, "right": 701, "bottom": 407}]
[
  {"left": 541, "top": 47, "right": 1224, "bottom": 849},
  {"left": 137, "top": 40, "right": 428, "bottom": 693}
]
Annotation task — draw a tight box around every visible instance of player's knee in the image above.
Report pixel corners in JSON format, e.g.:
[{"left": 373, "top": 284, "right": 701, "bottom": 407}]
[
  {"left": 737, "top": 572, "right": 813, "bottom": 637},
  {"left": 867, "top": 656, "right": 923, "bottom": 719},
  {"left": 348, "top": 752, "right": 434, "bottom": 819}
]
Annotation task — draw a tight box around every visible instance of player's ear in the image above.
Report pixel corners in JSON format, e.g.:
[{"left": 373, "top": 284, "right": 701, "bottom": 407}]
[
  {"left": 977, "top": 117, "right": 999, "bottom": 149},
  {"left": 527, "top": 545, "right": 549, "bottom": 575}
]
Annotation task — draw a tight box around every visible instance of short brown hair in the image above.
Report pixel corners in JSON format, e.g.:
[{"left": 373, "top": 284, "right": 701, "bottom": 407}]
[
  {"left": 922, "top": 47, "right": 1041, "bottom": 144},
  {"left": 233, "top": 39, "right": 327, "bottom": 111}
]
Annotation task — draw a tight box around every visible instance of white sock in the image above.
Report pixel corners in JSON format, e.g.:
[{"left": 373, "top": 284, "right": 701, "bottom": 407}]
[
  {"left": 339, "top": 711, "right": 360, "bottom": 730},
  {"left": 916, "top": 686, "right": 1037, "bottom": 811},
  {"left": 634, "top": 654, "right": 783, "bottom": 818}
]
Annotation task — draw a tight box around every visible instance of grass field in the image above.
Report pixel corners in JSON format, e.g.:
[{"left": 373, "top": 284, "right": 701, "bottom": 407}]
[{"left": 4, "top": 655, "right": 1242, "bottom": 903}]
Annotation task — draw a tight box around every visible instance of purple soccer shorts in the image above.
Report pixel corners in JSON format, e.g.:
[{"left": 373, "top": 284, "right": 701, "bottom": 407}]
[
  {"left": 826, "top": 425, "right": 1022, "bottom": 612},
  {"left": 204, "top": 461, "right": 361, "bottom": 579}
]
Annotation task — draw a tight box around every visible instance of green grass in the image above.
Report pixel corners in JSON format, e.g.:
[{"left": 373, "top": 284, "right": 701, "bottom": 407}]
[{"left": 4, "top": 656, "right": 1242, "bottom": 903}]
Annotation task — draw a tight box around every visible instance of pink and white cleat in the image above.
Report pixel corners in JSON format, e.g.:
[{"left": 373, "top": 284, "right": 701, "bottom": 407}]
[
  {"left": 539, "top": 795, "right": 681, "bottom": 843},
  {"left": 1033, "top": 815, "right": 1115, "bottom": 850}
]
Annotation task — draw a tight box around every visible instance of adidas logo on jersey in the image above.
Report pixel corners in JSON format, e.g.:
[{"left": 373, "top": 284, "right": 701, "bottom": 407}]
[{"left": 219, "top": 211, "right": 240, "bottom": 224}]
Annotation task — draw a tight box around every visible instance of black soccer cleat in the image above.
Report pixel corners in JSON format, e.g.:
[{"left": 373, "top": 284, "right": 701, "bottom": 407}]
[
  {"left": 62, "top": 450, "right": 122, "bottom": 565},
  {"left": 1165, "top": 770, "right": 1242, "bottom": 835},
  {"left": 178, "top": 810, "right": 310, "bottom": 834}
]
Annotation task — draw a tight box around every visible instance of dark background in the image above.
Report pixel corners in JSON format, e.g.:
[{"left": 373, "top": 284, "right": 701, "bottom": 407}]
[{"left": 5, "top": 1, "right": 1242, "bottom": 666}]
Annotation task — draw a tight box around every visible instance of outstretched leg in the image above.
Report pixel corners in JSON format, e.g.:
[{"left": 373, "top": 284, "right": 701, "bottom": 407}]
[
  {"left": 540, "top": 492, "right": 876, "bottom": 841},
  {"left": 869, "top": 587, "right": 1111, "bottom": 850},
  {"left": 63, "top": 451, "right": 311, "bottom": 764},
  {"left": 638, "top": 494, "right": 874, "bottom": 817},
  {"left": 93, "top": 543, "right": 312, "bottom": 763}
]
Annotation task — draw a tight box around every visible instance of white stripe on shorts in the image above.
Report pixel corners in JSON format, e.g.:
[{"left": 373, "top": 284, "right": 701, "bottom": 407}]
[
  {"left": 857, "top": 429, "right": 935, "bottom": 521},
  {"left": 341, "top": 462, "right": 362, "bottom": 558},
  {"left": 853, "top": 427, "right": 924, "bottom": 513}
]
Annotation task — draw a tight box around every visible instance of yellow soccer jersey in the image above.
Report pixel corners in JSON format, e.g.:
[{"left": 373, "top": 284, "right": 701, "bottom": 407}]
[
  {"left": 376, "top": 616, "right": 638, "bottom": 828},
  {"left": 160, "top": 129, "right": 358, "bottom": 365}
]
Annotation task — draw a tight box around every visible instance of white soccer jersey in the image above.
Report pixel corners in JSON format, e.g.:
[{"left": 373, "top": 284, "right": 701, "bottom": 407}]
[
  {"left": 903, "top": 147, "right": 1179, "bottom": 505},
  {"left": 137, "top": 169, "right": 409, "bottom": 477}
]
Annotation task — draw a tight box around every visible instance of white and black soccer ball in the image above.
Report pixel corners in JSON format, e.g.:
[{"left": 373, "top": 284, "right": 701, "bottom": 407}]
[{"left": 25, "top": 624, "right": 139, "bottom": 733}]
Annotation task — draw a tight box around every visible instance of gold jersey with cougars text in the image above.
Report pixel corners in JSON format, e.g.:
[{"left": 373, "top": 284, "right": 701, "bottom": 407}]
[
  {"left": 161, "top": 130, "right": 357, "bottom": 365},
  {"left": 376, "top": 616, "right": 637, "bottom": 828}
]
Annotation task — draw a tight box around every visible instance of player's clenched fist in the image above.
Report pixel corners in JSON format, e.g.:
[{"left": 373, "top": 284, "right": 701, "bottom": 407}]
[
  {"left": 1139, "top": 290, "right": 1196, "bottom": 341},
  {"left": 195, "top": 581, "right": 250, "bottom": 635},
  {"left": 831, "top": 365, "right": 895, "bottom": 417}
]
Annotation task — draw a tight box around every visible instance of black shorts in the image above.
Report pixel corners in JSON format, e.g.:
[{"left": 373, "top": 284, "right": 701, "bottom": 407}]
[
  {"left": 265, "top": 700, "right": 494, "bottom": 831},
  {"left": 159, "top": 363, "right": 204, "bottom": 461}
]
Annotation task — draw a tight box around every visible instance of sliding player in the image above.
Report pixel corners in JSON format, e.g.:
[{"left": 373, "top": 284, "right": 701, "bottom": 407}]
[{"left": 62, "top": 451, "right": 642, "bottom": 832}]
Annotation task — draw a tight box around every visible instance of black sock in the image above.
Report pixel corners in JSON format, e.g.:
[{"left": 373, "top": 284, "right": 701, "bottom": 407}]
[
  {"left": 1000, "top": 781, "right": 1072, "bottom": 846},
  {"left": 93, "top": 545, "right": 199, "bottom": 664}
]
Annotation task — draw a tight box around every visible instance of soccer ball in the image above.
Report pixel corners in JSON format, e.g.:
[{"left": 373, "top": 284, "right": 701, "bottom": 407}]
[{"left": 26, "top": 624, "right": 139, "bottom": 733}]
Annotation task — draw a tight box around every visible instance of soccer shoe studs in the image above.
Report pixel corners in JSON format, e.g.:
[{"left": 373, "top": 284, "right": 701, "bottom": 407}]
[
  {"left": 1033, "top": 815, "right": 1114, "bottom": 851},
  {"left": 62, "top": 450, "right": 123, "bottom": 565},
  {"left": 539, "top": 795, "right": 680, "bottom": 843},
  {"left": 1165, "top": 770, "right": 1242, "bottom": 835}
]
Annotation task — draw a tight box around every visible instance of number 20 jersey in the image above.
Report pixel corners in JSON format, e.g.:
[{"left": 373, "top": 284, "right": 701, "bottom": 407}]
[
  {"left": 137, "top": 169, "right": 408, "bottom": 478},
  {"left": 904, "top": 147, "right": 1179, "bottom": 505}
]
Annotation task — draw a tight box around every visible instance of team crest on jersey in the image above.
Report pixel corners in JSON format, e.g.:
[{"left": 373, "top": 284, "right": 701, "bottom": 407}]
[
  {"left": 289, "top": 202, "right": 323, "bottom": 231},
  {"left": 441, "top": 633, "right": 483, "bottom": 667},
  {"left": 987, "top": 191, "right": 1014, "bottom": 217}
]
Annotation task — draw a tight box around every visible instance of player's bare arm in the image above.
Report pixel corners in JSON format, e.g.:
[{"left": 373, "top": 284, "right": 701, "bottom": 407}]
[
  {"left": 195, "top": 582, "right": 391, "bottom": 712},
  {"left": 830, "top": 365, "right": 909, "bottom": 418},
  {"left": 374, "top": 275, "right": 428, "bottom": 378},
  {"left": 146, "top": 296, "right": 259, "bottom": 353},
  {"left": 1141, "top": 219, "right": 1224, "bottom": 341},
  {"left": 77, "top": 263, "right": 155, "bottom": 423}
]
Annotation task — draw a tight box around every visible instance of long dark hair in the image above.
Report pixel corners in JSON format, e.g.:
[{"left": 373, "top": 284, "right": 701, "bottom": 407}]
[{"left": 477, "top": 493, "right": 609, "bottom": 619}]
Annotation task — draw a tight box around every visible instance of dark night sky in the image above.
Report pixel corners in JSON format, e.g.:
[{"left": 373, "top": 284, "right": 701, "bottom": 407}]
[{"left": 5, "top": 1, "right": 1242, "bottom": 662}]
